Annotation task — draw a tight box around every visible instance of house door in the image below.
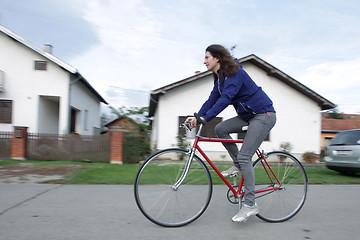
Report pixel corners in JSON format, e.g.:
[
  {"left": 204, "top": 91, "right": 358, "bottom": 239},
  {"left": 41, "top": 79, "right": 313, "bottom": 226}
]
[{"left": 70, "top": 108, "right": 78, "bottom": 133}]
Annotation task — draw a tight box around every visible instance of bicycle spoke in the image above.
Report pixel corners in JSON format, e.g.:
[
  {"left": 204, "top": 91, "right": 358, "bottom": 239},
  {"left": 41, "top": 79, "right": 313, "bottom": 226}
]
[
  {"left": 134, "top": 148, "right": 212, "bottom": 227},
  {"left": 253, "top": 151, "right": 308, "bottom": 222}
]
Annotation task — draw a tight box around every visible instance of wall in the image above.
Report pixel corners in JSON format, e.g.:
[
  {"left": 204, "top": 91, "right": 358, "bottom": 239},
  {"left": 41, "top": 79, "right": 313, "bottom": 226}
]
[
  {"left": 38, "top": 96, "right": 60, "bottom": 134},
  {"left": 70, "top": 78, "right": 101, "bottom": 135},
  {"left": 321, "top": 132, "right": 336, "bottom": 151}
]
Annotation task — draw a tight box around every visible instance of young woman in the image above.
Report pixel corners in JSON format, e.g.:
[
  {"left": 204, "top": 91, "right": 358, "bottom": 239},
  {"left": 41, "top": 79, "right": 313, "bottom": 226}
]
[{"left": 186, "top": 44, "right": 276, "bottom": 223}]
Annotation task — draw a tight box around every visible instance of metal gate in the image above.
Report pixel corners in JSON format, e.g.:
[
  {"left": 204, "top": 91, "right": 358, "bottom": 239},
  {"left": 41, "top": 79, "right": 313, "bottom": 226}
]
[
  {"left": 0, "top": 131, "right": 12, "bottom": 159},
  {"left": 27, "top": 133, "right": 110, "bottom": 162}
]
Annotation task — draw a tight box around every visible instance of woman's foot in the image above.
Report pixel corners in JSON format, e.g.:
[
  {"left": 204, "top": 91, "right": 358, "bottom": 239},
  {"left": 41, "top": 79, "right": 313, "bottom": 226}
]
[
  {"left": 221, "top": 166, "right": 240, "bottom": 177},
  {"left": 232, "top": 203, "right": 259, "bottom": 222}
]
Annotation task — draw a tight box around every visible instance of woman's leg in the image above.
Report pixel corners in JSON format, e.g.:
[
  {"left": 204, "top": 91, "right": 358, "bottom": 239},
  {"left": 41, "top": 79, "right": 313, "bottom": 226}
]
[
  {"left": 214, "top": 116, "right": 248, "bottom": 168},
  {"left": 237, "top": 112, "right": 276, "bottom": 206}
]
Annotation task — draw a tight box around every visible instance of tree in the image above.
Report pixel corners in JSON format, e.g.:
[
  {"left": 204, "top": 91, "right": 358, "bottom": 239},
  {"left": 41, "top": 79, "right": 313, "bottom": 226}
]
[
  {"left": 109, "top": 106, "right": 152, "bottom": 131},
  {"left": 325, "top": 108, "right": 344, "bottom": 119}
]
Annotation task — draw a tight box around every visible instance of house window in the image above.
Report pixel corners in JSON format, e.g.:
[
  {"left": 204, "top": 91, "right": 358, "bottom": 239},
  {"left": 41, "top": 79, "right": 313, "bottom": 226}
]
[
  {"left": 178, "top": 116, "right": 222, "bottom": 138},
  {"left": 202, "top": 117, "right": 222, "bottom": 138},
  {"left": 34, "top": 60, "right": 47, "bottom": 70},
  {"left": 0, "top": 100, "right": 12, "bottom": 123}
]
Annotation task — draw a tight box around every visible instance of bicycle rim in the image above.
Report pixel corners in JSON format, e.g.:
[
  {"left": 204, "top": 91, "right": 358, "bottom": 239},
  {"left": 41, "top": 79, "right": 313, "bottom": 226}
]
[
  {"left": 253, "top": 151, "right": 308, "bottom": 222},
  {"left": 134, "top": 148, "right": 213, "bottom": 227}
]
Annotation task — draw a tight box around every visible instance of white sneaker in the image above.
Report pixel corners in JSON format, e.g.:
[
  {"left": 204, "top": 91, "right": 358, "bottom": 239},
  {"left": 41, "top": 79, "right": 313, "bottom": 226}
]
[
  {"left": 221, "top": 166, "right": 240, "bottom": 177},
  {"left": 232, "top": 203, "right": 259, "bottom": 223}
]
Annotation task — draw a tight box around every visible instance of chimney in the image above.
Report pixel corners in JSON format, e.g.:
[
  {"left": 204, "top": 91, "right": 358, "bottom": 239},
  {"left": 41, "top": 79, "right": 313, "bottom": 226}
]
[{"left": 44, "top": 44, "right": 53, "bottom": 54}]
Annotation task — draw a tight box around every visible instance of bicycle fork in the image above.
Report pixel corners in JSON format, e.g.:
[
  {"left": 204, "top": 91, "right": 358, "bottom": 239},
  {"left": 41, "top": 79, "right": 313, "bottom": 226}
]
[{"left": 171, "top": 148, "right": 196, "bottom": 191}]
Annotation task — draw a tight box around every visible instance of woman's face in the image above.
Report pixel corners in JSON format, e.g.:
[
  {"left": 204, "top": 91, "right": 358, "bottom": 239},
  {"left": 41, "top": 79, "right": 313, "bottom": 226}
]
[{"left": 204, "top": 51, "right": 220, "bottom": 72}]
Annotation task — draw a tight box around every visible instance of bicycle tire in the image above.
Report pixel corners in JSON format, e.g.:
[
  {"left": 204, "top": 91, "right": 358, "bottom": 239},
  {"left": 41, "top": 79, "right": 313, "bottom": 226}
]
[
  {"left": 134, "top": 148, "right": 213, "bottom": 227},
  {"left": 253, "top": 151, "right": 308, "bottom": 222}
]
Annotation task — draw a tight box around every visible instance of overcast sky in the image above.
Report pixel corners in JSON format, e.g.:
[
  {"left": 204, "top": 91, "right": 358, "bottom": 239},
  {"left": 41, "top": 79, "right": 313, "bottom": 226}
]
[{"left": 1, "top": 0, "right": 360, "bottom": 114}]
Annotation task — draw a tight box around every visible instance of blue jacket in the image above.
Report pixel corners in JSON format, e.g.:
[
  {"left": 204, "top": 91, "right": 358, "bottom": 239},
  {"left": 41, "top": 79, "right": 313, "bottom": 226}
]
[{"left": 198, "top": 65, "right": 275, "bottom": 122}]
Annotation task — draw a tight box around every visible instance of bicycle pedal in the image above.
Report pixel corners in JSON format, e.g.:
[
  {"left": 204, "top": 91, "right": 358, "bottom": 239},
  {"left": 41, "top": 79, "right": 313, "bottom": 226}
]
[{"left": 230, "top": 173, "right": 238, "bottom": 177}]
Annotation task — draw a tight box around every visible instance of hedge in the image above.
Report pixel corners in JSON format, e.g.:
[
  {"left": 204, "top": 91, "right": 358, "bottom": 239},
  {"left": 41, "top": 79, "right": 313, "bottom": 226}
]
[{"left": 123, "top": 134, "right": 150, "bottom": 164}]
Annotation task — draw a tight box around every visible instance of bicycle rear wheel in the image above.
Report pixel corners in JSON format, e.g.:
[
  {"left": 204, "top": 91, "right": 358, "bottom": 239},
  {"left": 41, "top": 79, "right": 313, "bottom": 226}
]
[
  {"left": 253, "top": 151, "right": 308, "bottom": 222},
  {"left": 134, "top": 148, "right": 213, "bottom": 227}
]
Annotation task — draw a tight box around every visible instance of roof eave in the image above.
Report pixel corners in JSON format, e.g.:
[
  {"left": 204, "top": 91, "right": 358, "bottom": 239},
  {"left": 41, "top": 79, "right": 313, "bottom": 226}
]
[
  {"left": 149, "top": 54, "right": 336, "bottom": 116},
  {"left": 0, "top": 25, "right": 76, "bottom": 73},
  {"left": 149, "top": 71, "right": 212, "bottom": 117},
  {"left": 1, "top": 24, "right": 108, "bottom": 105},
  {"left": 75, "top": 73, "right": 108, "bottom": 104},
  {"left": 239, "top": 55, "right": 336, "bottom": 110}
]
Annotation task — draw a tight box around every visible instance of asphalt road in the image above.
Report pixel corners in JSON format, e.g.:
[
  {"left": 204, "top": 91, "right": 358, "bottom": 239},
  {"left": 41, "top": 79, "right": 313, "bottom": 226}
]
[{"left": 1, "top": 184, "right": 359, "bottom": 240}]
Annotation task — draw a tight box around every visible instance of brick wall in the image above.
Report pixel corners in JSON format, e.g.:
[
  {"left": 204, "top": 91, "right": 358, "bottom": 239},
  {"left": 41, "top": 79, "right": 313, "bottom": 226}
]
[
  {"left": 10, "top": 126, "right": 28, "bottom": 160},
  {"left": 108, "top": 126, "right": 127, "bottom": 164}
]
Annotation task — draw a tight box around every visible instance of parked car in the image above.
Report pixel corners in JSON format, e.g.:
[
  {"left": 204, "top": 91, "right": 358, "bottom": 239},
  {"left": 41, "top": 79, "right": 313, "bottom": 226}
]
[{"left": 324, "top": 129, "right": 360, "bottom": 175}]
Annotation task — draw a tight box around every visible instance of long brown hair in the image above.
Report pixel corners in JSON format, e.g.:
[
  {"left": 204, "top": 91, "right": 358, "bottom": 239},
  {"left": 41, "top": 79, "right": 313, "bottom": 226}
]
[{"left": 206, "top": 44, "right": 240, "bottom": 81}]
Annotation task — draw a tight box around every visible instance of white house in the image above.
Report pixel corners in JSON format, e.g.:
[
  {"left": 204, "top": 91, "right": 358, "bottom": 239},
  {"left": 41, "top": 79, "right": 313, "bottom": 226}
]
[
  {"left": 149, "top": 54, "right": 335, "bottom": 160},
  {"left": 0, "top": 25, "right": 107, "bottom": 135}
]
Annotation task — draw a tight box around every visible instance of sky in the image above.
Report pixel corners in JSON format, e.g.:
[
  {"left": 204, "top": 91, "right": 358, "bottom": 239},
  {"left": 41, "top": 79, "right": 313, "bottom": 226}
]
[{"left": 1, "top": 0, "right": 360, "bottom": 114}]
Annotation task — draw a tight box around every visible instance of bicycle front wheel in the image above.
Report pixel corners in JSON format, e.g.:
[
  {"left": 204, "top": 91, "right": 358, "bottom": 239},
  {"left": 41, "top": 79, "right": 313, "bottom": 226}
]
[
  {"left": 134, "top": 148, "right": 213, "bottom": 227},
  {"left": 253, "top": 151, "right": 308, "bottom": 222}
]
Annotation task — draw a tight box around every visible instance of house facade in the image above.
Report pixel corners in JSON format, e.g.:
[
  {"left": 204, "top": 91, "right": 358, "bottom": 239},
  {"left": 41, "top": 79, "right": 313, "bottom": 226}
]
[
  {"left": 0, "top": 25, "right": 107, "bottom": 135},
  {"left": 149, "top": 55, "right": 335, "bottom": 160}
]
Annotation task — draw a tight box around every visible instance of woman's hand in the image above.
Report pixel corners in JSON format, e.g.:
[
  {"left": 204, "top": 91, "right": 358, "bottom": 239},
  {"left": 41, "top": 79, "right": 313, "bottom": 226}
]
[
  {"left": 185, "top": 116, "right": 197, "bottom": 129},
  {"left": 185, "top": 116, "right": 206, "bottom": 129}
]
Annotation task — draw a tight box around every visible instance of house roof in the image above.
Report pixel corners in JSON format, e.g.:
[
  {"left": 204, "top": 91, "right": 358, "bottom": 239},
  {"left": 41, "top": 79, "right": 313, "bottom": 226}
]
[
  {"left": 149, "top": 54, "right": 335, "bottom": 116},
  {"left": 0, "top": 24, "right": 107, "bottom": 104},
  {"left": 105, "top": 116, "right": 129, "bottom": 127},
  {"left": 322, "top": 113, "right": 360, "bottom": 132}
]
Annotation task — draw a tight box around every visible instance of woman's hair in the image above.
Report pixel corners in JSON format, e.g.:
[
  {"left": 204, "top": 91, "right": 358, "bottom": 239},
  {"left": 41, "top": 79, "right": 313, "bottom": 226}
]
[{"left": 206, "top": 44, "right": 240, "bottom": 81}]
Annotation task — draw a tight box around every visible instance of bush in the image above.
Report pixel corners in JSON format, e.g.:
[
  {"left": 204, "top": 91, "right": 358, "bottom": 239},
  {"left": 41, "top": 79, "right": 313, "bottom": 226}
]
[
  {"left": 280, "top": 142, "right": 292, "bottom": 153},
  {"left": 302, "top": 151, "right": 319, "bottom": 163},
  {"left": 279, "top": 142, "right": 293, "bottom": 162},
  {"left": 123, "top": 134, "right": 150, "bottom": 164}
]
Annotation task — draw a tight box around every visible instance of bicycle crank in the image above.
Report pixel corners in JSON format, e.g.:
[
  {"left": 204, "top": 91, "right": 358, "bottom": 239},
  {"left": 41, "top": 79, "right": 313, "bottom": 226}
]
[{"left": 227, "top": 188, "right": 240, "bottom": 204}]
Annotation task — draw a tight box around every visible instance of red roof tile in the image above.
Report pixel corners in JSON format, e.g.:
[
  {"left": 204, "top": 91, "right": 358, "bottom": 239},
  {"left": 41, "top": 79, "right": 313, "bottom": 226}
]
[{"left": 322, "top": 113, "right": 360, "bottom": 131}]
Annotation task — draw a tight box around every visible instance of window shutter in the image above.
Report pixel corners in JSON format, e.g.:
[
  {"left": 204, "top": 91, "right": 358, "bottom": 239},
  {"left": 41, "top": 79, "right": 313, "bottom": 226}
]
[
  {"left": 34, "top": 60, "right": 47, "bottom": 70},
  {"left": 0, "top": 100, "right": 12, "bottom": 123}
]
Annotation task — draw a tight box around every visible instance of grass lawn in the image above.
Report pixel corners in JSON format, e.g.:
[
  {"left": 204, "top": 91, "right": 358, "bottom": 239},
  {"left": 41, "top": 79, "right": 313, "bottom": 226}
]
[{"left": 1, "top": 159, "right": 360, "bottom": 184}]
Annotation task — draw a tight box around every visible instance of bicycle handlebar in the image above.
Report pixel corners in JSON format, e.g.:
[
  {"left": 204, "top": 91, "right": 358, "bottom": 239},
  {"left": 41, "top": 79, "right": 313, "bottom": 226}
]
[
  {"left": 179, "top": 113, "right": 205, "bottom": 135},
  {"left": 194, "top": 113, "right": 205, "bottom": 125},
  {"left": 180, "top": 123, "right": 192, "bottom": 131}
]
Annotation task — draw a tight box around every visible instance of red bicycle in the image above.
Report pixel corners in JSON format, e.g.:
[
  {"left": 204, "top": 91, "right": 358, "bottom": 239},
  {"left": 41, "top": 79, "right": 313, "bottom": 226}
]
[{"left": 134, "top": 117, "right": 308, "bottom": 227}]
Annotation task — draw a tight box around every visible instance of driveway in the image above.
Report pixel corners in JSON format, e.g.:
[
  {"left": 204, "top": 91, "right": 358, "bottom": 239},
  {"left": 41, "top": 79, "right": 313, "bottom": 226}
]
[{"left": 0, "top": 162, "right": 82, "bottom": 184}]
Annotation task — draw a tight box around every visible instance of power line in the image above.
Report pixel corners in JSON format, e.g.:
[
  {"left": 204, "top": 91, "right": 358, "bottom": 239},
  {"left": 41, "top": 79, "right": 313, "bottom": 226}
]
[{"left": 103, "top": 84, "right": 151, "bottom": 94}]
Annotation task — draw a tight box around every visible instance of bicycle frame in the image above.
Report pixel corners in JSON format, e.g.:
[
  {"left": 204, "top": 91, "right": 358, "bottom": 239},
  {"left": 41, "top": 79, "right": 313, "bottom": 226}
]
[{"left": 182, "top": 124, "right": 282, "bottom": 199}]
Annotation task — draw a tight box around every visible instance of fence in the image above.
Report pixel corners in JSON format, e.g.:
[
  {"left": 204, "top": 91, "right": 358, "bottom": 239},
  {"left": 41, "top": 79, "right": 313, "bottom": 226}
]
[
  {"left": 0, "top": 131, "right": 12, "bottom": 159},
  {"left": 27, "top": 133, "right": 111, "bottom": 162},
  {"left": 1, "top": 126, "right": 147, "bottom": 164}
]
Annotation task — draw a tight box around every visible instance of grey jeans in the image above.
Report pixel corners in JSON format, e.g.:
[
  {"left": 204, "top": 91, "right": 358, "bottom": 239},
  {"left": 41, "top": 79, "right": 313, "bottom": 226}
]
[{"left": 214, "top": 112, "right": 276, "bottom": 206}]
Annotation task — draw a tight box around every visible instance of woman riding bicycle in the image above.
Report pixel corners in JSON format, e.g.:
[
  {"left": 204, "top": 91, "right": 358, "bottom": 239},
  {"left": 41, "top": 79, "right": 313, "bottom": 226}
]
[{"left": 186, "top": 44, "right": 276, "bottom": 223}]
